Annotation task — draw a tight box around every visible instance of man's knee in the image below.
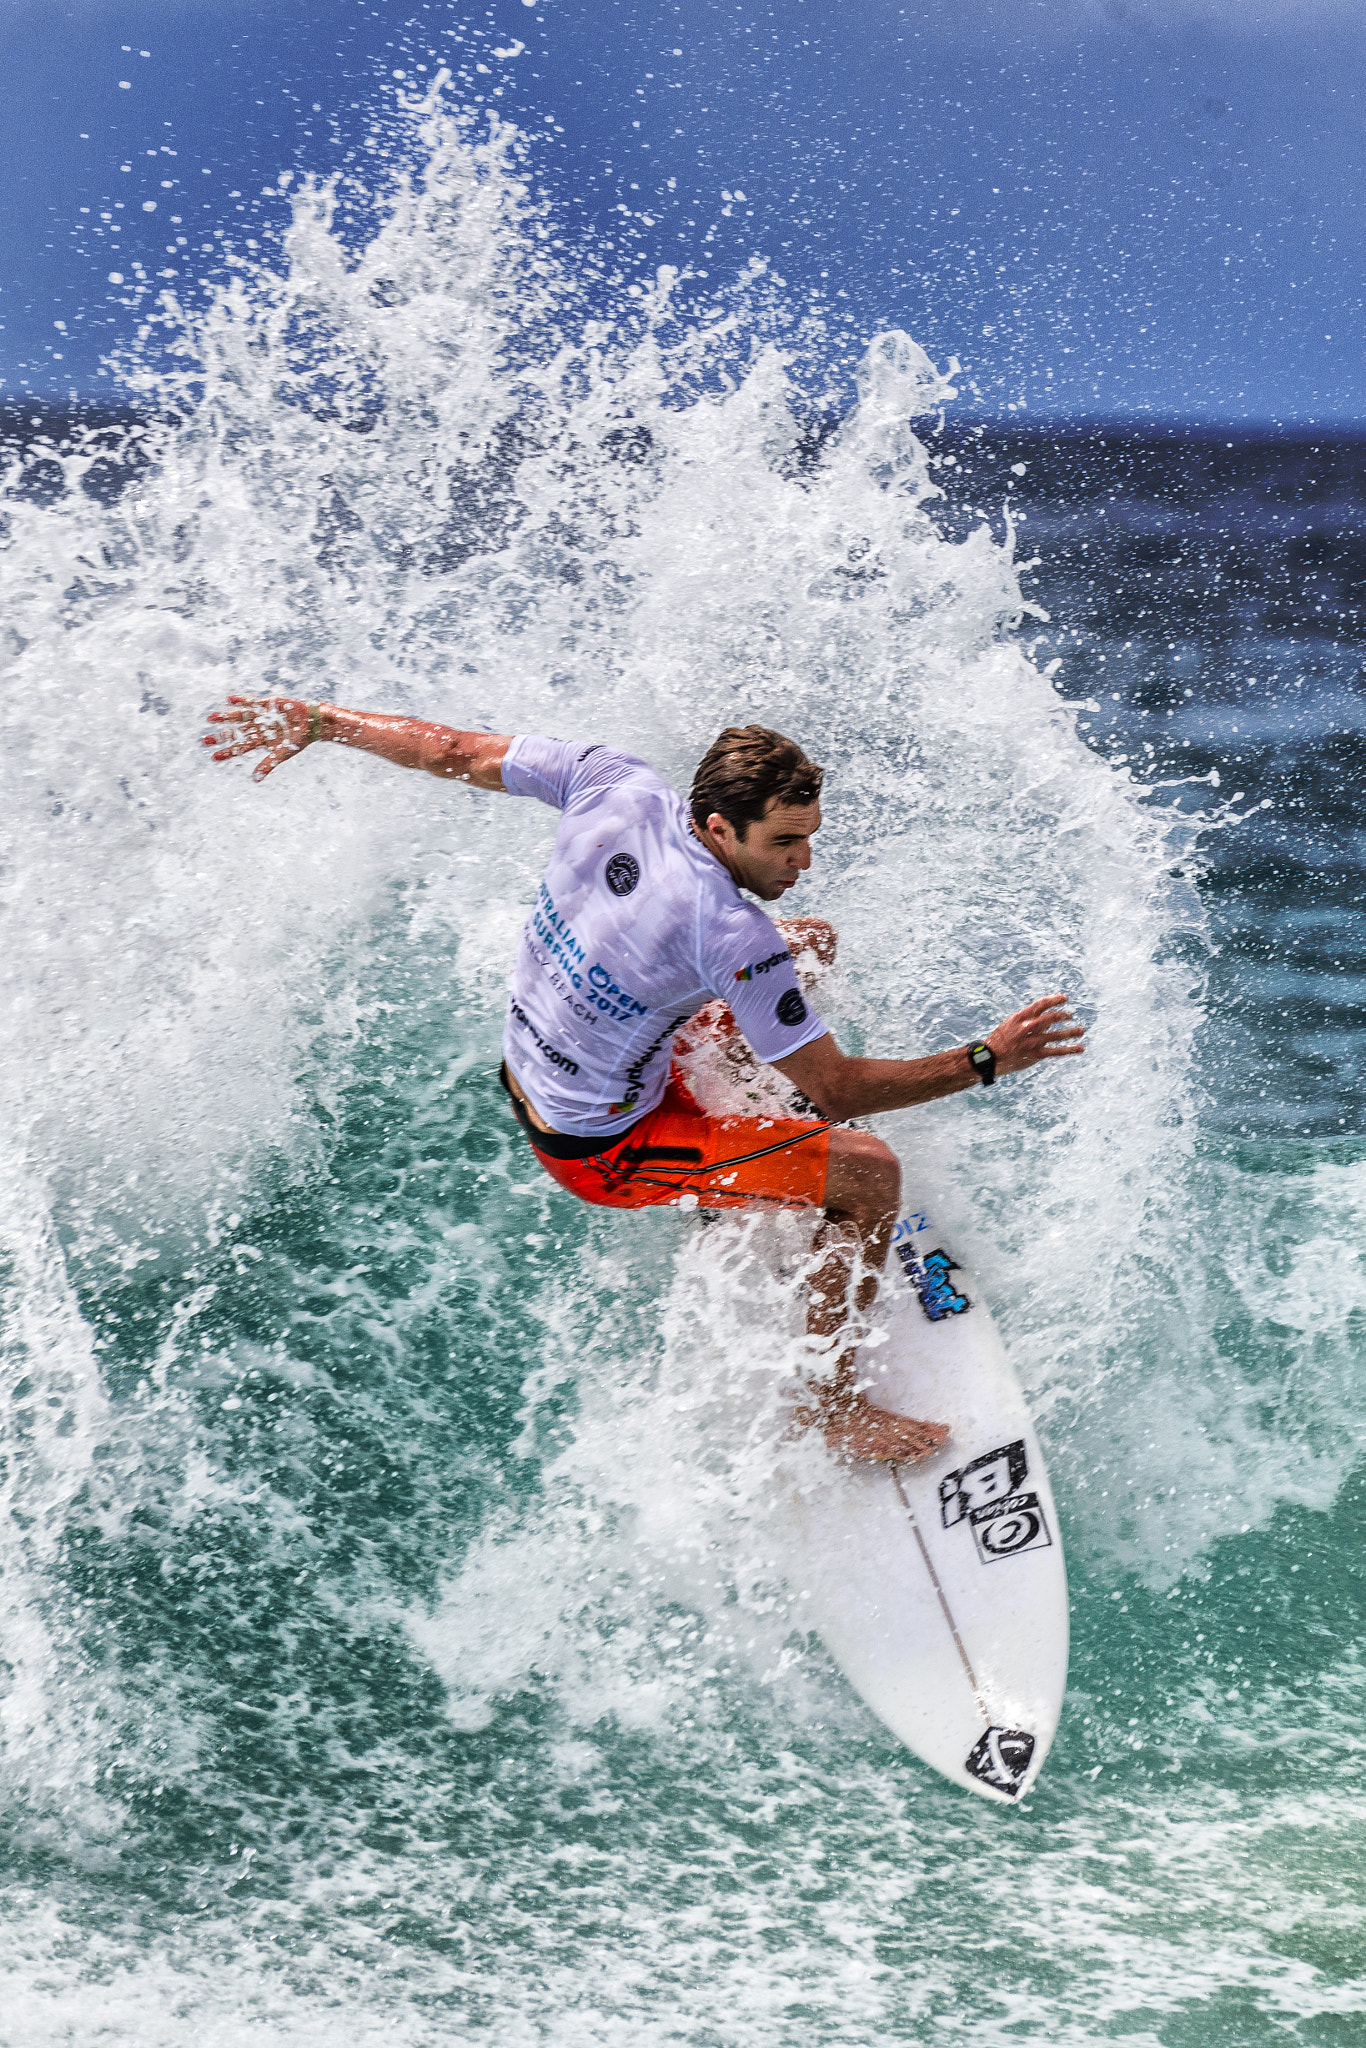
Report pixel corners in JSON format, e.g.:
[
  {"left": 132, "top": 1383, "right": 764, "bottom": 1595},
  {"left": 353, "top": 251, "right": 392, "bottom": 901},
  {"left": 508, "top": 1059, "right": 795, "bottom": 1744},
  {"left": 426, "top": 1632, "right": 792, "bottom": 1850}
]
[
  {"left": 825, "top": 1130, "right": 900, "bottom": 1223},
  {"left": 853, "top": 1132, "right": 901, "bottom": 1213}
]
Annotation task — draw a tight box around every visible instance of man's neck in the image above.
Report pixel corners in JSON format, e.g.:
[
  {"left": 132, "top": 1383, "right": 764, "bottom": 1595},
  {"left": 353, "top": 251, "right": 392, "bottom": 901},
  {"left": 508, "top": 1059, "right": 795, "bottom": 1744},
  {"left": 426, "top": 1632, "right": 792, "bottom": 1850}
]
[{"left": 689, "top": 816, "right": 739, "bottom": 886}]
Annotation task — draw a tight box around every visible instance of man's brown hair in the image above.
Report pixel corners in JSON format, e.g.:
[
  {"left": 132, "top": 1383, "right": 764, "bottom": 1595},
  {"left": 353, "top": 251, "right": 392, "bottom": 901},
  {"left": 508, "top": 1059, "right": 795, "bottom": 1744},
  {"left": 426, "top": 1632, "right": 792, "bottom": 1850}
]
[{"left": 689, "top": 725, "right": 824, "bottom": 840}]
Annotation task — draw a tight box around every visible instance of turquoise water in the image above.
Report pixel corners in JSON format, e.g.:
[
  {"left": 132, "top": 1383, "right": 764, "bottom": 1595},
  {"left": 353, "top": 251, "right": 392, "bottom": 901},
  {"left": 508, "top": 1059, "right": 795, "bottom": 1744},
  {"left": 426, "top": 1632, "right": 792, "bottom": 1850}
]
[{"left": 3, "top": 100, "right": 1365, "bottom": 2045}]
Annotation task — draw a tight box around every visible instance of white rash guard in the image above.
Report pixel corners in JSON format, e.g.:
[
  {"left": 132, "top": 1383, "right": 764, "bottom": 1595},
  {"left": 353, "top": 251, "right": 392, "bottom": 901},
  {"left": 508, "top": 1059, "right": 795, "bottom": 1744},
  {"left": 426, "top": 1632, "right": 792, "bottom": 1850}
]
[{"left": 500, "top": 736, "right": 828, "bottom": 1139}]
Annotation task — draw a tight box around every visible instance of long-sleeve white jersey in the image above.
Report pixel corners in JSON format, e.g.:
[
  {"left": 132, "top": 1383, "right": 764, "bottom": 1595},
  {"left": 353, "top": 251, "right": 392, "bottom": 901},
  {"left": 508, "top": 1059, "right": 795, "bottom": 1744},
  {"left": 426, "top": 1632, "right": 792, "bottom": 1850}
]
[{"left": 500, "top": 736, "right": 828, "bottom": 1138}]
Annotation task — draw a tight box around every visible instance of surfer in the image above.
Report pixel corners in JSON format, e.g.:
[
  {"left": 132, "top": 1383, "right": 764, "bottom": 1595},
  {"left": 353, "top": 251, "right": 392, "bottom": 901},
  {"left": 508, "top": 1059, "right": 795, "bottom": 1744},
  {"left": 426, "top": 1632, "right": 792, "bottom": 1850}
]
[{"left": 205, "top": 699, "right": 1084, "bottom": 1462}]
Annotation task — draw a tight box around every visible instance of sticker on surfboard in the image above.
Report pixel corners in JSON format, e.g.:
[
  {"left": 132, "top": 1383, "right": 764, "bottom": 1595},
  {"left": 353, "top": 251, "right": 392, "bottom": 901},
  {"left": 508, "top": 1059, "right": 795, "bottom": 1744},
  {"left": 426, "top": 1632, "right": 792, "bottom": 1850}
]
[
  {"left": 969, "top": 1491, "right": 1052, "bottom": 1563},
  {"left": 965, "top": 1726, "right": 1036, "bottom": 1797},
  {"left": 891, "top": 1217, "right": 971, "bottom": 1321},
  {"left": 939, "top": 1440, "right": 1054, "bottom": 1564}
]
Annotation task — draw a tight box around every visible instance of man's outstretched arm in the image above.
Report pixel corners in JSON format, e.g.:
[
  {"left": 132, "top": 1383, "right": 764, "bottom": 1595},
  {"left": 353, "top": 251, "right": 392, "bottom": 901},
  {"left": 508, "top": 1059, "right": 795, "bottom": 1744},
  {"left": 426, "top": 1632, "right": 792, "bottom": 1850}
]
[
  {"left": 774, "top": 993, "right": 1084, "bottom": 1122},
  {"left": 203, "top": 695, "right": 513, "bottom": 788}
]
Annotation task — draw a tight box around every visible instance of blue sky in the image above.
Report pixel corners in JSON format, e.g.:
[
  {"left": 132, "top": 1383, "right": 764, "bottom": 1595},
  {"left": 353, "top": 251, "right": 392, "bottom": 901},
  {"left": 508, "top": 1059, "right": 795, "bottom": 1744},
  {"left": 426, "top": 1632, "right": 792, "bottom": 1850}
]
[{"left": 4, "top": 0, "right": 1364, "bottom": 420}]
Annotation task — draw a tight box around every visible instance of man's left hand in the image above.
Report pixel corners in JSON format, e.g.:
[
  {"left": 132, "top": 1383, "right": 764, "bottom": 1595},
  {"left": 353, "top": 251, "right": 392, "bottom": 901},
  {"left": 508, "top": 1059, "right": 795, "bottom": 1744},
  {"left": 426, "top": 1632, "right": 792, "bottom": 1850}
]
[{"left": 987, "top": 993, "right": 1085, "bottom": 1075}]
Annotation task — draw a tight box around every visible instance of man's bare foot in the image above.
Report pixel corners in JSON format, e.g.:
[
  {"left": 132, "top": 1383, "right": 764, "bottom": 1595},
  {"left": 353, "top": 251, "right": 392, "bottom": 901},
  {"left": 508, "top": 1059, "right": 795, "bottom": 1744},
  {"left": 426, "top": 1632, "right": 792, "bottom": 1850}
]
[{"left": 794, "top": 1395, "right": 951, "bottom": 1465}]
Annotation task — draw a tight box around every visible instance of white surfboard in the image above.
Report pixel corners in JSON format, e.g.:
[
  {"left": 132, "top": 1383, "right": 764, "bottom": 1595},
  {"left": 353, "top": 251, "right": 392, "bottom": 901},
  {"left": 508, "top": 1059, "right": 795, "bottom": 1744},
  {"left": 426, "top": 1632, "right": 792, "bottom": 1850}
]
[{"left": 782, "top": 1201, "right": 1069, "bottom": 1802}]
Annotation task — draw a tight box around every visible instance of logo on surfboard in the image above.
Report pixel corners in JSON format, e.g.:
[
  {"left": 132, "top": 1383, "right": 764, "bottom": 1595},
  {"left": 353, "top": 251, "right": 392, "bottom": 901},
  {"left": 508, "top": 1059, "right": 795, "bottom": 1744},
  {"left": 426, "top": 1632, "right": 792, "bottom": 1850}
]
[
  {"left": 940, "top": 1440, "right": 1053, "bottom": 1564},
  {"left": 969, "top": 1491, "right": 1052, "bottom": 1564},
  {"left": 965, "top": 1726, "right": 1036, "bottom": 1797},
  {"left": 894, "top": 1239, "right": 971, "bottom": 1320}
]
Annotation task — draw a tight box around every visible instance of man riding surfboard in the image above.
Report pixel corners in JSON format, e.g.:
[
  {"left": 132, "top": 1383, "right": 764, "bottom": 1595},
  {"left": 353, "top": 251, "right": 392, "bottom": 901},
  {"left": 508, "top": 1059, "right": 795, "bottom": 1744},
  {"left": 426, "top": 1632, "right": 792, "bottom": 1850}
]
[{"left": 205, "top": 697, "right": 1085, "bottom": 1463}]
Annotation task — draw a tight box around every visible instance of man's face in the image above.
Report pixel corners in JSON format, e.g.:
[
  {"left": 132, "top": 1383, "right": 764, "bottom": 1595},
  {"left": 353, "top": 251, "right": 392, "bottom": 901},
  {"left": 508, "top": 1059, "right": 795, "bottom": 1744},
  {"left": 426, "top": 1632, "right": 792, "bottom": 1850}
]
[{"left": 706, "top": 799, "right": 822, "bottom": 901}]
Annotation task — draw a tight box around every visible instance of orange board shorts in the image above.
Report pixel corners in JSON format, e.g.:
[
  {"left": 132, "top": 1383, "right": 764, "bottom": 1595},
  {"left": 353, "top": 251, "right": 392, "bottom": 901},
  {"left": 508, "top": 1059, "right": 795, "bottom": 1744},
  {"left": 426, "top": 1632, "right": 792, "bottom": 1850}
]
[{"left": 501, "top": 1058, "right": 832, "bottom": 1214}]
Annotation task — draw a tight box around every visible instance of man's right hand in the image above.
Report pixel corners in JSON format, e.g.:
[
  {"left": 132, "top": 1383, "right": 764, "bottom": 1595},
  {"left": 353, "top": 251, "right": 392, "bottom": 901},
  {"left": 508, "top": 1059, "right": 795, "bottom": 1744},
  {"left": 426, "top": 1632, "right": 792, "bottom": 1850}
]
[
  {"left": 203, "top": 695, "right": 316, "bottom": 782},
  {"left": 203, "top": 697, "right": 513, "bottom": 789}
]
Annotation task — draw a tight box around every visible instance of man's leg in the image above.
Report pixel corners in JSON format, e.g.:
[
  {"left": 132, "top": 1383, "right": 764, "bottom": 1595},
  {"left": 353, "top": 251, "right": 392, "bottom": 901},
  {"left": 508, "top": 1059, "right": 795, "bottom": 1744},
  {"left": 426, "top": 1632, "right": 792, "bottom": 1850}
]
[{"left": 801, "top": 1127, "right": 951, "bottom": 1463}]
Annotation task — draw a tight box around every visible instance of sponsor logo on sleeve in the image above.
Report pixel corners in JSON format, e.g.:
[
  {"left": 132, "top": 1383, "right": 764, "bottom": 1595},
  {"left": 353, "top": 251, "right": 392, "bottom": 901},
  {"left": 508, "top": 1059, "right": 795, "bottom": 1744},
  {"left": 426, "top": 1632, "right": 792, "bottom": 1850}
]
[
  {"left": 775, "top": 988, "right": 808, "bottom": 1028},
  {"left": 604, "top": 852, "right": 640, "bottom": 896},
  {"left": 964, "top": 1727, "right": 1036, "bottom": 1797},
  {"left": 734, "top": 950, "right": 790, "bottom": 983},
  {"left": 939, "top": 1439, "right": 1053, "bottom": 1565}
]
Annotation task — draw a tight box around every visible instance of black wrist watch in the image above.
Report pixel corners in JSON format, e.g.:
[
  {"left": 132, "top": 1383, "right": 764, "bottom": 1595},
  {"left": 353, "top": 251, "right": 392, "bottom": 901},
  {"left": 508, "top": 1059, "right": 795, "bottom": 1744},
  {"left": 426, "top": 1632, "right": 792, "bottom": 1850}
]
[{"left": 967, "top": 1041, "right": 997, "bottom": 1087}]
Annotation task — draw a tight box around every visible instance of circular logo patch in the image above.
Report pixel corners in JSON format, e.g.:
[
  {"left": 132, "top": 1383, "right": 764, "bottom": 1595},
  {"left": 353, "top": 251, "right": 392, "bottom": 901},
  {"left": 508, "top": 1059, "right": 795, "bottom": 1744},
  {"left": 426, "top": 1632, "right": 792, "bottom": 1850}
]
[
  {"left": 775, "top": 988, "right": 808, "bottom": 1028},
  {"left": 978, "top": 1507, "right": 1043, "bottom": 1557},
  {"left": 604, "top": 852, "right": 640, "bottom": 897}
]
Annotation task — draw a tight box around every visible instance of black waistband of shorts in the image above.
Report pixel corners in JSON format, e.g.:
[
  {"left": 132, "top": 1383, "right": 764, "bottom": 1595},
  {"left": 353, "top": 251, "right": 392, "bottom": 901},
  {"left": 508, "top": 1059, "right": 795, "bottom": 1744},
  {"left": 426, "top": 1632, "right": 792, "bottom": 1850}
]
[{"left": 498, "top": 1063, "right": 634, "bottom": 1160}]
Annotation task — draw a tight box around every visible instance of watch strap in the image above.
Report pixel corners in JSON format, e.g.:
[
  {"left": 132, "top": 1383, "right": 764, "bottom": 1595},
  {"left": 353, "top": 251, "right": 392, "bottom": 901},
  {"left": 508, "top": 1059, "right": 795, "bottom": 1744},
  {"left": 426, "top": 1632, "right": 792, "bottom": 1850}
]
[{"left": 967, "top": 1041, "right": 996, "bottom": 1086}]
